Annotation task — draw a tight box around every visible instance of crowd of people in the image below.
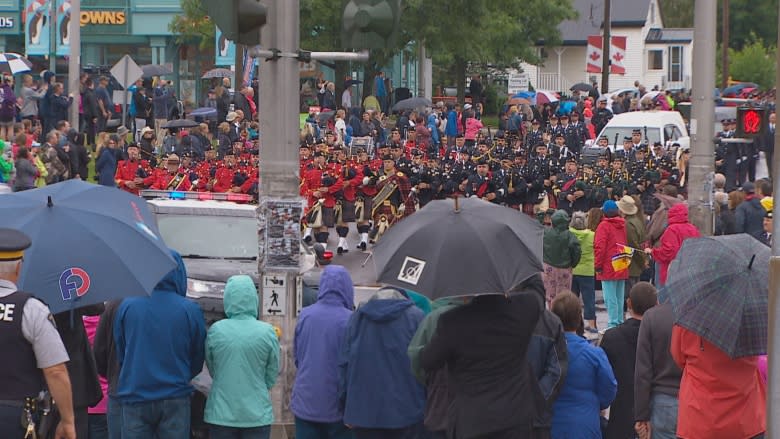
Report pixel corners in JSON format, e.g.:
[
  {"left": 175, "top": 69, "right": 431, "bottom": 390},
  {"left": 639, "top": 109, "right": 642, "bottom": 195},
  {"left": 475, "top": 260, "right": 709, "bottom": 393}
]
[{"left": 0, "top": 72, "right": 262, "bottom": 198}]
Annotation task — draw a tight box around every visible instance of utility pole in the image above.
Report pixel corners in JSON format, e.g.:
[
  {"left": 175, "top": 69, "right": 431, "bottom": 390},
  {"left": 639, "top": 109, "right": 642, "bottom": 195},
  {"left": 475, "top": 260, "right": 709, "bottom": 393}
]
[
  {"left": 687, "top": 0, "right": 716, "bottom": 235},
  {"left": 767, "top": 3, "right": 780, "bottom": 435},
  {"left": 721, "top": 0, "right": 730, "bottom": 89},
  {"left": 68, "top": 0, "right": 80, "bottom": 128},
  {"left": 258, "top": 2, "right": 301, "bottom": 437},
  {"left": 234, "top": 44, "right": 243, "bottom": 92},
  {"left": 600, "top": 0, "right": 611, "bottom": 93},
  {"left": 49, "top": 0, "right": 56, "bottom": 73}
]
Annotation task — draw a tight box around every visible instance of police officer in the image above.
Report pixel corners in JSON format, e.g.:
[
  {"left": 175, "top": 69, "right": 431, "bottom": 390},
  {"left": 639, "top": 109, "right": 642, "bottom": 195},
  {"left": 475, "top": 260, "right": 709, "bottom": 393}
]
[{"left": 0, "top": 228, "right": 75, "bottom": 439}]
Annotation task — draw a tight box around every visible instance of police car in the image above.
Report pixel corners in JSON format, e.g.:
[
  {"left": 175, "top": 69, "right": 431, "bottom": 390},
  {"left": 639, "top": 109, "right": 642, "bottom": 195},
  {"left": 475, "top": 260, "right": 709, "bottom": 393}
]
[{"left": 141, "top": 190, "right": 322, "bottom": 325}]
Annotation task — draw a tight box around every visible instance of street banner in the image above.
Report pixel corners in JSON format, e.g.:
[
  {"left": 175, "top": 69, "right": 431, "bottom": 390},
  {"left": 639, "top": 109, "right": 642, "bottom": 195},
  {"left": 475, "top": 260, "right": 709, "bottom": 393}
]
[
  {"left": 586, "top": 35, "right": 627, "bottom": 75},
  {"left": 215, "top": 26, "right": 235, "bottom": 66},
  {"left": 55, "top": 0, "right": 70, "bottom": 57},
  {"left": 24, "top": 0, "right": 50, "bottom": 56}
]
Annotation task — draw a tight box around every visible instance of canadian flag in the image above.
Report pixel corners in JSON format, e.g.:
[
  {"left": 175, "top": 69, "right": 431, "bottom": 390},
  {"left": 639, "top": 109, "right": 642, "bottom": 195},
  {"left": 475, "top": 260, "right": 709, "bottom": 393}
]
[{"left": 586, "top": 36, "right": 627, "bottom": 75}]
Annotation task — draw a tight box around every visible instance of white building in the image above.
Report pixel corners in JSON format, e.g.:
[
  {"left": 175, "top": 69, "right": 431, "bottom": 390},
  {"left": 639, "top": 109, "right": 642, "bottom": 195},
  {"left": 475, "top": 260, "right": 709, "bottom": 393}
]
[{"left": 521, "top": 0, "right": 694, "bottom": 93}]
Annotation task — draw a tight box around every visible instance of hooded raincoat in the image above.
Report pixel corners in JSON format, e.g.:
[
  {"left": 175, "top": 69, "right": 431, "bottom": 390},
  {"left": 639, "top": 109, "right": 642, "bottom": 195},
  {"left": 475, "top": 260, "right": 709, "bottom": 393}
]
[
  {"left": 650, "top": 204, "right": 700, "bottom": 285},
  {"left": 340, "top": 289, "right": 425, "bottom": 429},
  {"left": 114, "top": 250, "right": 207, "bottom": 403},
  {"left": 543, "top": 210, "right": 582, "bottom": 268},
  {"left": 205, "top": 275, "right": 280, "bottom": 428},
  {"left": 291, "top": 265, "right": 355, "bottom": 423}
]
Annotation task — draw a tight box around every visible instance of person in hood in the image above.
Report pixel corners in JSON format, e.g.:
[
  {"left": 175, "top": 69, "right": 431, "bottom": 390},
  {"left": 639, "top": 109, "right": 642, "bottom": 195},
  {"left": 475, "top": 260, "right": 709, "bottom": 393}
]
[
  {"left": 542, "top": 210, "right": 582, "bottom": 307},
  {"left": 595, "top": 200, "right": 629, "bottom": 329},
  {"left": 599, "top": 282, "right": 657, "bottom": 439},
  {"left": 550, "top": 292, "right": 617, "bottom": 439},
  {"left": 340, "top": 287, "right": 425, "bottom": 438},
  {"left": 420, "top": 275, "right": 545, "bottom": 439},
  {"left": 291, "top": 265, "right": 355, "bottom": 439},
  {"left": 734, "top": 181, "right": 766, "bottom": 238},
  {"left": 113, "top": 250, "right": 206, "bottom": 439},
  {"left": 645, "top": 203, "right": 700, "bottom": 286},
  {"left": 205, "top": 275, "right": 280, "bottom": 439}
]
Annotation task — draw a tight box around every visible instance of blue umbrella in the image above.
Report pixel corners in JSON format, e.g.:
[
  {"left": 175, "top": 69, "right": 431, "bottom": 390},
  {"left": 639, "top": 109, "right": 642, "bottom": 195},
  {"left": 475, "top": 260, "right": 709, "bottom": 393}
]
[
  {"left": 189, "top": 107, "right": 218, "bottom": 118},
  {"left": 0, "top": 180, "right": 176, "bottom": 313}
]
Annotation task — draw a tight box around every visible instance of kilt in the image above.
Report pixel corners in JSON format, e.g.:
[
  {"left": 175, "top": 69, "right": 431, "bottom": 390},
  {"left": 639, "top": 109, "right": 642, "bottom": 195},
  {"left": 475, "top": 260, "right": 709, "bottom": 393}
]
[
  {"left": 372, "top": 200, "right": 400, "bottom": 225},
  {"left": 321, "top": 207, "right": 335, "bottom": 228},
  {"left": 339, "top": 200, "right": 356, "bottom": 223},
  {"left": 356, "top": 197, "right": 373, "bottom": 222}
]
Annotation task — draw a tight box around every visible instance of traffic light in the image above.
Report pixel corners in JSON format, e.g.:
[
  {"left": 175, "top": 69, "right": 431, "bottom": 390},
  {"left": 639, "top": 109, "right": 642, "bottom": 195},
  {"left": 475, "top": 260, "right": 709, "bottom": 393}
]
[
  {"left": 736, "top": 107, "right": 766, "bottom": 138},
  {"left": 341, "top": 0, "right": 402, "bottom": 49},
  {"left": 202, "top": 0, "right": 267, "bottom": 46}
]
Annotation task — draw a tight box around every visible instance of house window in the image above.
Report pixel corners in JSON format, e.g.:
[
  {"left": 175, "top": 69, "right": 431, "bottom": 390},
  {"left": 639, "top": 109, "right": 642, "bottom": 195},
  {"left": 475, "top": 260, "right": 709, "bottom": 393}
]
[
  {"left": 648, "top": 50, "right": 663, "bottom": 70},
  {"left": 668, "top": 46, "right": 683, "bottom": 82}
]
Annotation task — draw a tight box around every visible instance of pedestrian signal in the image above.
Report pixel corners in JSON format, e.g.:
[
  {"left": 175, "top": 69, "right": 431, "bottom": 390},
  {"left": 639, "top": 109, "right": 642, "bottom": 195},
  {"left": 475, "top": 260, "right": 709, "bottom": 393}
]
[{"left": 736, "top": 107, "right": 766, "bottom": 138}]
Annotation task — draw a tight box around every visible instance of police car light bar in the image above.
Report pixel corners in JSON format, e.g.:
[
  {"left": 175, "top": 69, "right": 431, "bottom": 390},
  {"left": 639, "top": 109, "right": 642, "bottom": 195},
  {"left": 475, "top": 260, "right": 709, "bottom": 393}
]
[{"left": 139, "top": 190, "right": 253, "bottom": 202}]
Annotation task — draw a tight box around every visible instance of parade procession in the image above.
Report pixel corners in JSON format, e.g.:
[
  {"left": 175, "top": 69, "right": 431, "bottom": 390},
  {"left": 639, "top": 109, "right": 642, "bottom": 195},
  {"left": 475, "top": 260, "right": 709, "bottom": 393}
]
[{"left": 1, "top": 0, "right": 780, "bottom": 438}]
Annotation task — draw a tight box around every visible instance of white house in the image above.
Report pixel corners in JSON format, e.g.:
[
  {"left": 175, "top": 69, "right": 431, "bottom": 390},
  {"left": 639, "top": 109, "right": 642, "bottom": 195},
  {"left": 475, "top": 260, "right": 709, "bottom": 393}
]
[{"left": 521, "top": 0, "right": 694, "bottom": 93}]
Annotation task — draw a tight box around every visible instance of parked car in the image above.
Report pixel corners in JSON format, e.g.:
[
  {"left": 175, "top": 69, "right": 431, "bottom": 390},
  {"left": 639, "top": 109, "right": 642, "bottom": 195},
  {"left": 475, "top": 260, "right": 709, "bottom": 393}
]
[{"left": 588, "top": 110, "right": 690, "bottom": 151}]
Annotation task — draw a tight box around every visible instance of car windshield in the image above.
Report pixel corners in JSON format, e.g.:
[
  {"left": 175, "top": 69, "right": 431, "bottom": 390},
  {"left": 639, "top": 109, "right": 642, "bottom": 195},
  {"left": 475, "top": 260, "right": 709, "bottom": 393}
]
[
  {"left": 599, "top": 127, "right": 662, "bottom": 146},
  {"left": 157, "top": 214, "right": 258, "bottom": 259}
]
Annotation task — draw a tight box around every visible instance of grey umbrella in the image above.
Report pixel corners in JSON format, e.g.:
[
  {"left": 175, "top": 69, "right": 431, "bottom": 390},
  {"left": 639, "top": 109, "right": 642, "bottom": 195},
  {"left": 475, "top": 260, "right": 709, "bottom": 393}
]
[
  {"left": 372, "top": 197, "right": 543, "bottom": 300},
  {"left": 162, "top": 119, "right": 199, "bottom": 129},
  {"left": 141, "top": 64, "right": 174, "bottom": 78},
  {"left": 202, "top": 68, "right": 234, "bottom": 79},
  {"left": 392, "top": 96, "right": 432, "bottom": 112}
]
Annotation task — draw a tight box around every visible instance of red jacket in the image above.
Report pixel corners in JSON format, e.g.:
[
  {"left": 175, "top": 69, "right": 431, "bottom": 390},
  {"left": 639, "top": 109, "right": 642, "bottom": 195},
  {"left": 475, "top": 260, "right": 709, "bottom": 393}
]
[
  {"left": 671, "top": 326, "right": 766, "bottom": 439},
  {"left": 651, "top": 203, "right": 701, "bottom": 285},
  {"left": 594, "top": 216, "right": 629, "bottom": 281}
]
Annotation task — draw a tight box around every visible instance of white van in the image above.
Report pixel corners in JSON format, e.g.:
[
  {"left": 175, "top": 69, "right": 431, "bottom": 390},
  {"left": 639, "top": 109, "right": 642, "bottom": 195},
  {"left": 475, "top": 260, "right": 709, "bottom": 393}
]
[{"left": 588, "top": 111, "right": 690, "bottom": 151}]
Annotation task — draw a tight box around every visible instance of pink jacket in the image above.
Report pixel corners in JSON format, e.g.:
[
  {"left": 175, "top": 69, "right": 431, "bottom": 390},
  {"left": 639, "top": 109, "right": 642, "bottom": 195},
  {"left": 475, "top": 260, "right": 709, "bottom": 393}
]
[
  {"left": 83, "top": 316, "right": 109, "bottom": 415},
  {"left": 464, "top": 117, "right": 483, "bottom": 140}
]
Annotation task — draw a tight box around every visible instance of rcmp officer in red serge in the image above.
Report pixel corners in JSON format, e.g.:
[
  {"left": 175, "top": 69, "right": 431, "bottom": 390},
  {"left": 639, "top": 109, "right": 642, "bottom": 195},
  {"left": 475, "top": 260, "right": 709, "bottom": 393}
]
[{"left": 0, "top": 228, "right": 76, "bottom": 439}]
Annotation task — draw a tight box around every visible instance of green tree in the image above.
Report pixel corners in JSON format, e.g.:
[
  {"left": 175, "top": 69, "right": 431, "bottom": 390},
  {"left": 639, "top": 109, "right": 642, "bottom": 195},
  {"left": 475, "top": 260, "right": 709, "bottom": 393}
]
[
  {"left": 169, "top": 0, "right": 215, "bottom": 49},
  {"left": 727, "top": 37, "right": 776, "bottom": 88},
  {"left": 659, "top": 0, "right": 694, "bottom": 28},
  {"left": 404, "top": 0, "right": 577, "bottom": 102}
]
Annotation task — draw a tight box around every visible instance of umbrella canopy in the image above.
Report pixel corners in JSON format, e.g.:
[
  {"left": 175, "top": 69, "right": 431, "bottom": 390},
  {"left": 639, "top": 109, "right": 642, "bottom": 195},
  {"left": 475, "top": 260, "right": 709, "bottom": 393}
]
[
  {"left": 0, "top": 53, "right": 32, "bottom": 75},
  {"left": 392, "top": 96, "right": 432, "bottom": 112},
  {"left": 536, "top": 90, "right": 559, "bottom": 106},
  {"left": 141, "top": 64, "right": 173, "bottom": 78},
  {"left": 0, "top": 180, "right": 176, "bottom": 313},
  {"left": 665, "top": 234, "right": 769, "bottom": 358},
  {"left": 511, "top": 91, "right": 536, "bottom": 100},
  {"left": 570, "top": 82, "right": 596, "bottom": 94},
  {"left": 162, "top": 119, "right": 199, "bottom": 129},
  {"left": 344, "top": 79, "right": 362, "bottom": 87},
  {"left": 506, "top": 96, "right": 532, "bottom": 106},
  {"left": 372, "top": 197, "right": 543, "bottom": 300},
  {"left": 722, "top": 82, "right": 759, "bottom": 97},
  {"left": 317, "top": 111, "right": 335, "bottom": 123},
  {"left": 202, "top": 68, "right": 234, "bottom": 79}
]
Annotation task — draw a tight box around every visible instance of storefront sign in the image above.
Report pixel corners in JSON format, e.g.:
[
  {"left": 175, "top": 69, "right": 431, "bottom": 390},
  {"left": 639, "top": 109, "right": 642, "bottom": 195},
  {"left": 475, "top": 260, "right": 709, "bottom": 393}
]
[{"left": 79, "top": 10, "right": 126, "bottom": 26}]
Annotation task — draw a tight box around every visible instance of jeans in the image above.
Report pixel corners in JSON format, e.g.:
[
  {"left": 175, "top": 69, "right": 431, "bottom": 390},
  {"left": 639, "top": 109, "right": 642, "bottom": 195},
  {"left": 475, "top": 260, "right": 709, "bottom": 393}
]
[
  {"left": 89, "top": 414, "right": 109, "bottom": 439},
  {"left": 210, "top": 424, "right": 271, "bottom": 439},
  {"left": 602, "top": 280, "right": 626, "bottom": 328},
  {"left": 571, "top": 275, "right": 596, "bottom": 320},
  {"left": 108, "top": 396, "right": 123, "bottom": 439},
  {"left": 122, "top": 396, "right": 191, "bottom": 439},
  {"left": 649, "top": 393, "right": 677, "bottom": 439},
  {"left": 295, "top": 417, "right": 354, "bottom": 439}
]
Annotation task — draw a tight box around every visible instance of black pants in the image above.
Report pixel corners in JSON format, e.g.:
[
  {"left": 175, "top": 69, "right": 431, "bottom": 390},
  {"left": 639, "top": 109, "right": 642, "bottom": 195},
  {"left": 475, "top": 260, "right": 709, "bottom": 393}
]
[{"left": 0, "top": 402, "right": 25, "bottom": 438}]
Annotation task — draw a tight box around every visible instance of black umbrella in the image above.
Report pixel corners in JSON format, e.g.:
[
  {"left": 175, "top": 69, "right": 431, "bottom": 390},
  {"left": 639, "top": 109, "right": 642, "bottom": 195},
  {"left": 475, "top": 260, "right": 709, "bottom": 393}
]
[
  {"left": 372, "top": 197, "right": 543, "bottom": 300},
  {"left": 391, "top": 96, "right": 432, "bottom": 112},
  {"left": 162, "top": 119, "right": 199, "bottom": 129},
  {"left": 344, "top": 79, "right": 362, "bottom": 87},
  {"left": 570, "top": 82, "right": 596, "bottom": 94},
  {"left": 141, "top": 64, "right": 174, "bottom": 78},
  {"left": 317, "top": 111, "right": 335, "bottom": 123}
]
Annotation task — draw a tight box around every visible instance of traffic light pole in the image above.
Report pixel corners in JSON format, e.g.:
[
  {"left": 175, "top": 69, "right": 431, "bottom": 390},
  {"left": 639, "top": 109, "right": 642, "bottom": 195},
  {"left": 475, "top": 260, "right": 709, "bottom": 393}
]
[
  {"left": 687, "top": 0, "right": 716, "bottom": 236},
  {"left": 257, "top": 2, "right": 301, "bottom": 438},
  {"left": 768, "top": 2, "right": 780, "bottom": 434},
  {"left": 67, "top": 0, "right": 81, "bottom": 129}
]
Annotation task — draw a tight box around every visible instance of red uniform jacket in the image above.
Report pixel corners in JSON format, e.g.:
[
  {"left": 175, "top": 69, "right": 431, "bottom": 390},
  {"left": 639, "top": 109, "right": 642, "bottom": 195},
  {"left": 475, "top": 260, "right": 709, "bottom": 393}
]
[
  {"left": 114, "top": 159, "right": 151, "bottom": 195},
  {"left": 151, "top": 169, "right": 192, "bottom": 191}
]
